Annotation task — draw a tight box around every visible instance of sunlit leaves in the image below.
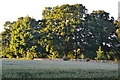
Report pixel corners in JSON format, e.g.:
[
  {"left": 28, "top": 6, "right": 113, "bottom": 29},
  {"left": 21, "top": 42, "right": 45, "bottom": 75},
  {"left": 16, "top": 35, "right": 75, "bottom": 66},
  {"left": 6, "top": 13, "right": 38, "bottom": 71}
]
[{"left": 1, "top": 4, "right": 119, "bottom": 60}]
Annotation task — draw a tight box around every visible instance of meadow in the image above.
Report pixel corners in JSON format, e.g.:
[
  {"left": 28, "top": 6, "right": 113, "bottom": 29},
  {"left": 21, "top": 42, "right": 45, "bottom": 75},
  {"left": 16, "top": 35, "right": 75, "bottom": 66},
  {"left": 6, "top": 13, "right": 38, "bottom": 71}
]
[{"left": 1, "top": 59, "right": 119, "bottom": 79}]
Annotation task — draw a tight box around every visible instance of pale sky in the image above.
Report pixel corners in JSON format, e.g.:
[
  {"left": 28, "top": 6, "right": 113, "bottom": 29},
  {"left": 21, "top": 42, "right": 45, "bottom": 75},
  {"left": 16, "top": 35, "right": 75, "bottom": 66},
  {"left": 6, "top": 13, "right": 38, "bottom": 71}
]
[{"left": 0, "top": 0, "right": 119, "bottom": 32}]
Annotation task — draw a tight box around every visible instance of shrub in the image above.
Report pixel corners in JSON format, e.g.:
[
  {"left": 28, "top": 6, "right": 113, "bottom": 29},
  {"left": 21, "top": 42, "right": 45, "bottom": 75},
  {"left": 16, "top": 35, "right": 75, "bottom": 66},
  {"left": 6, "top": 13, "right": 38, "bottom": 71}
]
[
  {"left": 68, "top": 51, "right": 75, "bottom": 59},
  {"left": 26, "top": 51, "right": 34, "bottom": 60},
  {"left": 95, "top": 46, "right": 107, "bottom": 60},
  {"left": 47, "top": 51, "right": 58, "bottom": 59},
  {"left": 113, "top": 57, "right": 118, "bottom": 62}
]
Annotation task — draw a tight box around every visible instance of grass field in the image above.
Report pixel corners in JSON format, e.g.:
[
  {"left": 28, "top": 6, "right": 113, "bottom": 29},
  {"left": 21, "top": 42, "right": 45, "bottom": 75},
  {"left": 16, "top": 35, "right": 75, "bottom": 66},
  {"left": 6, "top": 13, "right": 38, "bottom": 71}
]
[{"left": 1, "top": 59, "right": 118, "bottom": 79}]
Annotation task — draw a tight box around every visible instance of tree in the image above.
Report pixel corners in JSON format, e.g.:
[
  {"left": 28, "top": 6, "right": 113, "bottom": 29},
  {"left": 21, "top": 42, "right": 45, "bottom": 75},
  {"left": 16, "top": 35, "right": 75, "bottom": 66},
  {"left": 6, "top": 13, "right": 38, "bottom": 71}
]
[
  {"left": 1, "top": 21, "right": 12, "bottom": 58},
  {"left": 1, "top": 16, "right": 45, "bottom": 58},
  {"left": 114, "top": 20, "right": 120, "bottom": 42},
  {"left": 42, "top": 4, "right": 87, "bottom": 58},
  {"left": 1, "top": 4, "right": 119, "bottom": 60},
  {"left": 84, "top": 10, "right": 117, "bottom": 59}
]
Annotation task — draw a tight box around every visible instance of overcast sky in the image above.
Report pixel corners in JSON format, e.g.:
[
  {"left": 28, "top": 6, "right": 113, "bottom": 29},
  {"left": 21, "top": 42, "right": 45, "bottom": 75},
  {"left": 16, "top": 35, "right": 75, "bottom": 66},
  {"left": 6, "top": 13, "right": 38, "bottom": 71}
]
[{"left": 0, "top": 0, "right": 119, "bottom": 32}]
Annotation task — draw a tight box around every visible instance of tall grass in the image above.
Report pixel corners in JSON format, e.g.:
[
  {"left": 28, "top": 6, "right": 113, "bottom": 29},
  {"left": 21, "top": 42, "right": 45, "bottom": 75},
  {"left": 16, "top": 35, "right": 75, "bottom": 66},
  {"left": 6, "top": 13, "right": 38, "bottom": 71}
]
[{"left": 2, "top": 59, "right": 118, "bottom": 78}]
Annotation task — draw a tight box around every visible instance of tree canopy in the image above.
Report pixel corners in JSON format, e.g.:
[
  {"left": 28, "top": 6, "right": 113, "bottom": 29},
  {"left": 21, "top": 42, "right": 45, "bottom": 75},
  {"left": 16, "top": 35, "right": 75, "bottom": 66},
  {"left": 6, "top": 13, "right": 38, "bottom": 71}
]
[{"left": 1, "top": 4, "right": 120, "bottom": 61}]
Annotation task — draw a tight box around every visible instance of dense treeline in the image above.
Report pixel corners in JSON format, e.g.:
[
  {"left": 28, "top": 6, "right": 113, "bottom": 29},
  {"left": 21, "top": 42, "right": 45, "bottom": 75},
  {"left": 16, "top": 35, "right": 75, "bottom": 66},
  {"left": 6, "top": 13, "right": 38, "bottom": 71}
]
[{"left": 1, "top": 4, "right": 120, "bottom": 61}]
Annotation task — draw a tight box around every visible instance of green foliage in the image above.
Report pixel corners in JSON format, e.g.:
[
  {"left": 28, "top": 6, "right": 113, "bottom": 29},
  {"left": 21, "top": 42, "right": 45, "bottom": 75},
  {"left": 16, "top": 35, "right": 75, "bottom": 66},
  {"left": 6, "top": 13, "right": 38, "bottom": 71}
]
[
  {"left": 107, "top": 54, "right": 111, "bottom": 60},
  {"left": 26, "top": 51, "right": 34, "bottom": 60},
  {"left": 106, "top": 50, "right": 119, "bottom": 62},
  {"left": 1, "top": 4, "right": 119, "bottom": 60},
  {"left": 84, "top": 10, "right": 117, "bottom": 58},
  {"left": 95, "top": 46, "right": 107, "bottom": 60},
  {"left": 68, "top": 54, "right": 75, "bottom": 59},
  {"left": 42, "top": 4, "right": 87, "bottom": 58},
  {"left": 68, "top": 51, "right": 75, "bottom": 59},
  {"left": 73, "top": 49, "right": 82, "bottom": 59},
  {"left": 114, "top": 20, "right": 120, "bottom": 46},
  {"left": 79, "top": 54, "right": 85, "bottom": 59},
  {"left": 47, "top": 51, "right": 58, "bottom": 59},
  {"left": 1, "top": 16, "right": 45, "bottom": 58}
]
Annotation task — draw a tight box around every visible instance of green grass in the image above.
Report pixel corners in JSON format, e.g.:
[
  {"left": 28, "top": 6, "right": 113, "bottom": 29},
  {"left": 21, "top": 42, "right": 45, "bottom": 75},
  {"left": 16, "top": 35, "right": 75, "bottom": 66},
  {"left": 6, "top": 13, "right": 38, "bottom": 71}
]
[{"left": 1, "top": 59, "right": 118, "bottom": 79}]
